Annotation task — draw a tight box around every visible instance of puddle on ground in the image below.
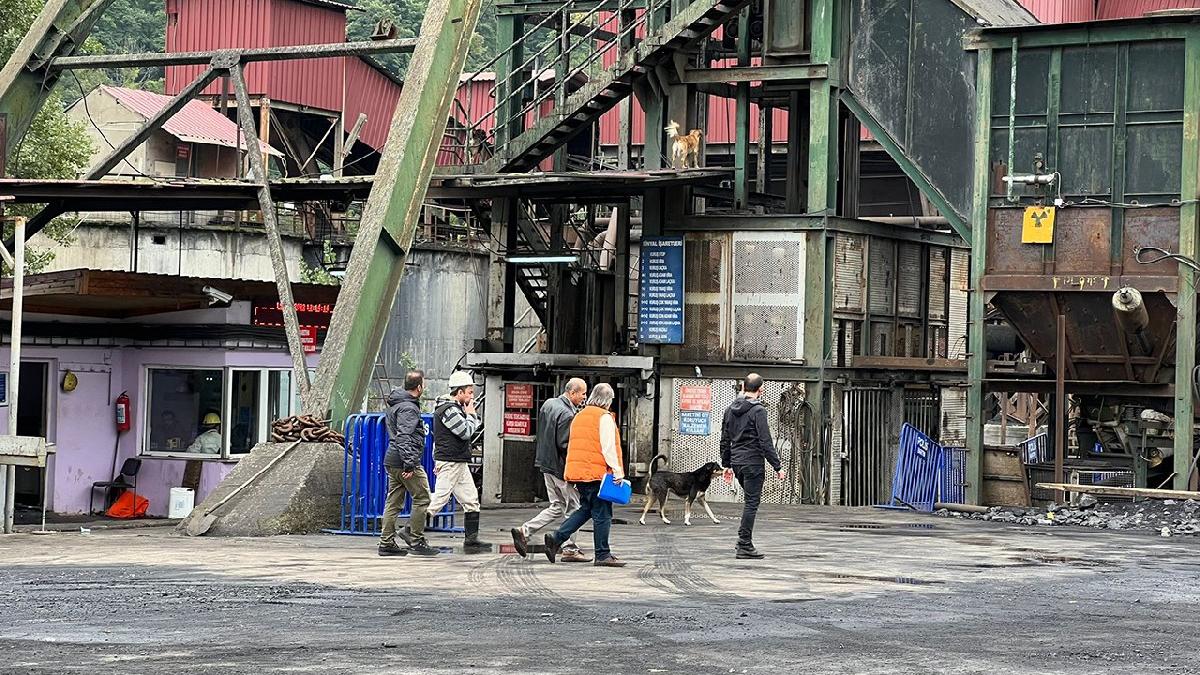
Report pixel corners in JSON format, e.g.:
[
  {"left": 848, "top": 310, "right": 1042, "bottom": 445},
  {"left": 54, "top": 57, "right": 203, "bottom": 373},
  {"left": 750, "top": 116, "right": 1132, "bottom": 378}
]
[
  {"left": 838, "top": 522, "right": 937, "bottom": 533},
  {"left": 811, "top": 572, "right": 944, "bottom": 586},
  {"left": 1013, "top": 554, "right": 1114, "bottom": 567},
  {"left": 769, "top": 597, "right": 821, "bottom": 603}
]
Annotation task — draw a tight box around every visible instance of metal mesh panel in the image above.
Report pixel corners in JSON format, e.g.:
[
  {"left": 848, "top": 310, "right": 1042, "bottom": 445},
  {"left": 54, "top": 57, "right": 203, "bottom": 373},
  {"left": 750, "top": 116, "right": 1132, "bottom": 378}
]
[
  {"left": 667, "top": 377, "right": 806, "bottom": 505},
  {"left": 834, "top": 233, "right": 866, "bottom": 313},
  {"left": 732, "top": 305, "right": 799, "bottom": 361},
  {"left": 731, "top": 232, "right": 805, "bottom": 362},
  {"left": 734, "top": 240, "right": 801, "bottom": 293},
  {"left": 897, "top": 243, "right": 923, "bottom": 317},
  {"left": 928, "top": 247, "right": 949, "bottom": 321},
  {"left": 948, "top": 249, "right": 970, "bottom": 359},
  {"left": 868, "top": 238, "right": 896, "bottom": 315}
]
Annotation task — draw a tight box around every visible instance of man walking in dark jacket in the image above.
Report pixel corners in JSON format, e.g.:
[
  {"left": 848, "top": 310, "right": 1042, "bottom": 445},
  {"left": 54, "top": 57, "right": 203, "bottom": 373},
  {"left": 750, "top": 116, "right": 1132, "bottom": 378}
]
[
  {"left": 510, "top": 378, "right": 590, "bottom": 562},
  {"left": 379, "top": 370, "right": 438, "bottom": 557},
  {"left": 720, "top": 373, "right": 785, "bottom": 559}
]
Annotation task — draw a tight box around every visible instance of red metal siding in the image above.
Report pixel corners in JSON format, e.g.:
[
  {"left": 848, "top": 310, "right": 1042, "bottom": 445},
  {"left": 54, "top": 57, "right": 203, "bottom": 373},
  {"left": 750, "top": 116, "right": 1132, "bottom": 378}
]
[
  {"left": 166, "top": 0, "right": 274, "bottom": 97},
  {"left": 1097, "top": 0, "right": 1200, "bottom": 18},
  {"left": 344, "top": 57, "right": 400, "bottom": 152},
  {"left": 268, "top": 0, "right": 346, "bottom": 112},
  {"left": 1017, "top": 0, "right": 1096, "bottom": 22},
  {"left": 166, "top": 0, "right": 347, "bottom": 112}
]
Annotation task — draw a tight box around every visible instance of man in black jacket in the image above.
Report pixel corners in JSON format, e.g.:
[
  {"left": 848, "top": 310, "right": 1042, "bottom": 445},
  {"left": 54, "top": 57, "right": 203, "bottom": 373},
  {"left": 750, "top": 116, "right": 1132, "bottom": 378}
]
[
  {"left": 379, "top": 370, "right": 438, "bottom": 556},
  {"left": 720, "top": 373, "right": 785, "bottom": 559},
  {"left": 510, "top": 378, "right": 590, "bottom": 562}
]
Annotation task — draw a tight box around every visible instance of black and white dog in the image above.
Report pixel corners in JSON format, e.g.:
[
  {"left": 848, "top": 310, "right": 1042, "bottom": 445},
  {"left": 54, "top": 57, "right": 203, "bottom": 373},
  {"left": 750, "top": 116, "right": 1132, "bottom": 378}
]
[{"left": 639, "top": 454, "right": 723, "bottom": 526}]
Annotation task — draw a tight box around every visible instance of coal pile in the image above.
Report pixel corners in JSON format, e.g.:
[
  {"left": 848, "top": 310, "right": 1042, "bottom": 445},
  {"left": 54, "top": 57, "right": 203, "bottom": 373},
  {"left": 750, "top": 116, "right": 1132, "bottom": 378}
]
[{"left": 936, "top": 496, "right": 1200, "bottom": 536}]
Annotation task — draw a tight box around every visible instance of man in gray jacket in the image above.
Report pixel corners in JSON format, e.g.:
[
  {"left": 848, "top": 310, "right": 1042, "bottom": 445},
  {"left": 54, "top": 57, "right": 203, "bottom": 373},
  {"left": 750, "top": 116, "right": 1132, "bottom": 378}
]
[
  {"left": 378, "top": 370, "right": 438, "bottom": 557},
  {"left": 510, "top": 378, "right": 590, "bottom": 562}
]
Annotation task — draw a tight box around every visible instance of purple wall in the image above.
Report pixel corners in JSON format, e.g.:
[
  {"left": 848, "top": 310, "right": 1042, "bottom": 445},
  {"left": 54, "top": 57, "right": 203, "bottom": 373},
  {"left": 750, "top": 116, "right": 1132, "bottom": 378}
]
[{"left": 0, "top": 345, "right": 320, "bottom": 517}]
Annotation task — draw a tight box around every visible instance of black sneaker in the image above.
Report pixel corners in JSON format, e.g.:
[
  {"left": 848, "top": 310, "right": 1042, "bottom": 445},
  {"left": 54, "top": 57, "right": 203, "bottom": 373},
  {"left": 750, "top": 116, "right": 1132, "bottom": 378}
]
[
  {"left": 736, "top": 547, "right": 765, "bottom": 560},
  {"left": 510, "top": 528, "right": 528, "bottom": 557},
  {"left": 409, "top": 539, "right": 440, "bottom": 557},
  {"left": 378, "top": 544, "right": 407, "bottom": 557},
  {"left": 543, "top": 533, "right": 561, "bottom": 563},
  {"left": 397, "top": 526, "right": 416, "bottom": 547}
]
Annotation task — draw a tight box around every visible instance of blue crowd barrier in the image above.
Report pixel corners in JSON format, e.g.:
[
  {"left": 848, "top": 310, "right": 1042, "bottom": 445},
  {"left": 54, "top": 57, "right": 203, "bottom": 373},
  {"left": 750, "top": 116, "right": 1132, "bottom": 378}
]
[
  {"left": 326, "top": 412, "right": 461, "bottom": 536},
  {"left": 876, "top": 423, "right": 944, "bottom": 513},
  {"left": 939, "top": 446, "right": 967, "bottom": 505}
]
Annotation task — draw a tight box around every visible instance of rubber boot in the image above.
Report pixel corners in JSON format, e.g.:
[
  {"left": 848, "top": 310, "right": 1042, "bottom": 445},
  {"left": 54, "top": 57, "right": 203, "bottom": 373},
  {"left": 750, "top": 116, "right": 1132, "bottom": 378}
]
[{"left": 462, "top": 512, "right": 493, "bottom": 554}]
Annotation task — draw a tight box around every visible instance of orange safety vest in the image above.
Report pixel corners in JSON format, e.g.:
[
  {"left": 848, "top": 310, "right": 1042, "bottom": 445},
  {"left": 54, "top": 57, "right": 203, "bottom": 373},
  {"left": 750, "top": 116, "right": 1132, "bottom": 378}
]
[{"left": 564, "top": 405, "right": 623, "bottom": 482}]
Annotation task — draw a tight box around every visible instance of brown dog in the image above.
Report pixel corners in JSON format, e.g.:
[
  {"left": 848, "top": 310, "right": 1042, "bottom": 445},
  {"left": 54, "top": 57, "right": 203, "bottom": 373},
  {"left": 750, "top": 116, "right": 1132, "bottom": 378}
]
[{"left": 666, "top": 120, "right": 703, "bottom": 170}]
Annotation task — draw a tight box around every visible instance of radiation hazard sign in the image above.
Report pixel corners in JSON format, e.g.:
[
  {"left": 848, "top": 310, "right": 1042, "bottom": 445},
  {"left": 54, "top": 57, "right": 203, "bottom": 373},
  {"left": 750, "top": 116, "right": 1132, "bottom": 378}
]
[{"left": 1021, "top": 205, "right": 1056, "bottom": 244}]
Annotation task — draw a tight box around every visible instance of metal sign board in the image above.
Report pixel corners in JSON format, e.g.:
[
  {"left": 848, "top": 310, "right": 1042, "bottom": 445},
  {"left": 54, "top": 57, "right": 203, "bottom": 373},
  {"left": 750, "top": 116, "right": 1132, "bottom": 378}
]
[
  {"left": 679, "top": 410, "right": 711, "bottom": 435},
  {"left": 638, "top": 237, "right": 686, "bottom": 344},
  {"left": 505, "top": 383, "right": 535, "bottom": 409},
  {"left": 0, "top": 371, "right": 6, "bottom": 406},
  {"left": 299, "top": 326, "right": 318, "bottom": 354},
  {"left": 680, "top": 385, "right": 712, "bottom": 411},
  {"left": 502, "top": 411, "right": 532, "bottom": 436},
  {"left": 1022, "top": 205, "right": 1056, "bottom": 244}
]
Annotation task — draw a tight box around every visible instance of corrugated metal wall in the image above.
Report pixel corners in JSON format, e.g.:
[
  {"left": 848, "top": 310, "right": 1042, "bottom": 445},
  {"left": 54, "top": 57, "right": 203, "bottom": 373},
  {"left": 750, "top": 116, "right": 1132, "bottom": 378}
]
[
  {"left": 948, "top": 249, "right": 970, "bottom": 359},
  {"left": 268, "top": 0, "right": 346, "bottom": 113},
  {"left": 1018, "top": 0, "right": 1096, "bottom": 22},
  {"left": 166, "top": 0, "right": 275, "bottom": 97},
  {"left": 1096, "top": 0, "right": 1200, "bottom": 19}
]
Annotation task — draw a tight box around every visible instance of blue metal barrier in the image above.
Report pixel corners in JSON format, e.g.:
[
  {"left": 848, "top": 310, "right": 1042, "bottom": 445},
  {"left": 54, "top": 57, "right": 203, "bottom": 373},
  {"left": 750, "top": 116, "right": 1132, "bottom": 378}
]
[
  {"left": 938, "top": 446, "right": 967, "bottom": 504},
  {"left": 876, "top": 423, "right": 944, "bottom": 512},
  {"left": 326, "top": 412, "right": 461, "bottom": 536}
]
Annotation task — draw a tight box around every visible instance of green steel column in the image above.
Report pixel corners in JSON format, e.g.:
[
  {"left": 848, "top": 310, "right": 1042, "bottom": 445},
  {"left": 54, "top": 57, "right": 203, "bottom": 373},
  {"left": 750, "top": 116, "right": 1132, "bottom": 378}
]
[
  {"left": 803, "top": 0, "right": 836, "bottom": 368},
  {"left": 303, "top": 0, "right": 484, "bottom": 424},
  {"left": 966, "top": 49, "right": 994, "bottom": 505},
  {"left": 0, "top": 0, "right": 115, "bottom": 167},
  {"left": 494, "top": 13, "right": 525, "bottom": 157},
  {"left": 733, "top": 7, "right": 751, "bottom": 209},
  {"left": 1173, "top": 35, "right": 1200, "bottom": 491}
]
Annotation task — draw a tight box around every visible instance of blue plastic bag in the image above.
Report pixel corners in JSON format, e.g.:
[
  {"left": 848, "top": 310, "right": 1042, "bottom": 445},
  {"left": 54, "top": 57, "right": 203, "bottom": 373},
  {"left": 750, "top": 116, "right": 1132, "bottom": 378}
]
[{"left": 598, "top": 473, "right": 632, "bottom": 505}]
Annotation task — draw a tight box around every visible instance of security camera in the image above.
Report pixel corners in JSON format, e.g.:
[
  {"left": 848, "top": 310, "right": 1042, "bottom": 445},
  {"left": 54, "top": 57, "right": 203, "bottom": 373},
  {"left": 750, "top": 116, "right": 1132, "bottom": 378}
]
[{"left": 202, "top": 285, "right": 233, "bottom": 306}]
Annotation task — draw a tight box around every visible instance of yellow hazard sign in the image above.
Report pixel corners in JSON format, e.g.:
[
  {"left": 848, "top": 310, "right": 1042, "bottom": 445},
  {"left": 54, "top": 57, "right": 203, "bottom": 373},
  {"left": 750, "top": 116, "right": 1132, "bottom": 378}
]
[{"left": 1022, "top": 205, "right": 1055, "bottom": 244}]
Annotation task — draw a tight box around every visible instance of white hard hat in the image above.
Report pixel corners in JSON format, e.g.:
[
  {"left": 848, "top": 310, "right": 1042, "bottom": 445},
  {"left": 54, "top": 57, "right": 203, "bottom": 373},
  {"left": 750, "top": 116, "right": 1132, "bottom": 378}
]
[{"left": 448, "top": 370, "right": 475, "bottom": 390}]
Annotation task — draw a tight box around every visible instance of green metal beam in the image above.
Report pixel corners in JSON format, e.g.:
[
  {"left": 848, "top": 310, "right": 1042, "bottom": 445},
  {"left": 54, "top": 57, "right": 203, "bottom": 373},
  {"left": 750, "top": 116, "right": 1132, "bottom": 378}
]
[
  {"left": 965, "top": 24, "right": 1191, "bottom": 51},
  {"left": 0, "top": 0, "right": 115, "bottom": 169},
  {"left": 966, "top": 48, "right": 994, "bottom": 505},
  {"left": 680, "top": 63, "right": 828, "bottom": 84},
  {"left": 303, "top": 0, "right": 484, "bottom": 424},
  {"left": 841, "top": 92, "right": 971, "bottom": 241},
  {"left": 1173, "top": 34, "right": 1200, "bottom": 491},
  {"left": 733, "top": 7, "right": 751, "bottom": 209}
]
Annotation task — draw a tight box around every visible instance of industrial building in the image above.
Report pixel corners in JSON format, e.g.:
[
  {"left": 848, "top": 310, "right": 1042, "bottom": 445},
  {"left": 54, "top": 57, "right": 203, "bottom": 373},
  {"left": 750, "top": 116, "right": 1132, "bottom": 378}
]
[{"left": 1, "top": 0, "right": 1200, "bottom": 523}]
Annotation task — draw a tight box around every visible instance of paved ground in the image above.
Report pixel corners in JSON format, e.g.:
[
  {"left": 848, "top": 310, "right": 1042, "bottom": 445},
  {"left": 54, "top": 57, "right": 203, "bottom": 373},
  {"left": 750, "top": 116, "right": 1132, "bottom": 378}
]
[{"left": 2, "top": 503, "right": 1199, "bottom": 674}]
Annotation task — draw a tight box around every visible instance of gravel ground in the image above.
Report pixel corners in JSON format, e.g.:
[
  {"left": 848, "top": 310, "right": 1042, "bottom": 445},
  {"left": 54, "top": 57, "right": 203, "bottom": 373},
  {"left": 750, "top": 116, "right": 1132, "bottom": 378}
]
[
  {"left": 939, "top": 497, "right": 1200, "bottom": 536},
  {"left": 2, "top": 504, "right": 1200, "bottom": 674}
]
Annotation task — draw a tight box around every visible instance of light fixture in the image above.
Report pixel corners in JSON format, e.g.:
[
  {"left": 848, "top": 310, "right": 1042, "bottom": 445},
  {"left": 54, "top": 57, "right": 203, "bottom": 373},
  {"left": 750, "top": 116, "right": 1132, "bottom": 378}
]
[{"left": 506, "top": 255, "right": 578, "bottom": 265}]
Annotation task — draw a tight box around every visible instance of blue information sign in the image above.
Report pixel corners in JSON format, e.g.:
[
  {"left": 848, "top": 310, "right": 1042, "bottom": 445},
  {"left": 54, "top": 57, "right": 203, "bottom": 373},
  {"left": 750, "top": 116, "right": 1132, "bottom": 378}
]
[
  {"left": 679, "top": 410, "right": 710, "bottom": 436},
  {"left": 638, "top": 237, "right": 685, "bottom": 344}
]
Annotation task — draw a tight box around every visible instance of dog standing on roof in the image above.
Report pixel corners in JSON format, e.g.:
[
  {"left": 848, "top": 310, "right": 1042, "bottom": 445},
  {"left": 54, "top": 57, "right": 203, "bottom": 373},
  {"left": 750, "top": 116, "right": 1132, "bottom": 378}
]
[{"left": 666, "top": 120, "right": 703, "bottom": 170}]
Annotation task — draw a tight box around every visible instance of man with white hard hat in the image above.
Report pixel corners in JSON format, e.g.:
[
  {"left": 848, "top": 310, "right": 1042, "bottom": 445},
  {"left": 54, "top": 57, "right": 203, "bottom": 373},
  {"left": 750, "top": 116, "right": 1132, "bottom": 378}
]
[{"left": 426, "top": 370, "right": 491, "bottom": 553}]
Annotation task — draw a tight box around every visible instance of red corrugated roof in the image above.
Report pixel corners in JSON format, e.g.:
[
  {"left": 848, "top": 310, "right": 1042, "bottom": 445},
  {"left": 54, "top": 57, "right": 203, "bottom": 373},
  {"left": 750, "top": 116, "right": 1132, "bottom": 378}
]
[
  {"left": 1097, "top": 0, "right": 1200, "bottom": 18},
  {"left": 1017, "top": 0, "right": 1096, "bottom": 22},
  {"left": 99, "top": 85, "right": 280, "bottom": 156}
]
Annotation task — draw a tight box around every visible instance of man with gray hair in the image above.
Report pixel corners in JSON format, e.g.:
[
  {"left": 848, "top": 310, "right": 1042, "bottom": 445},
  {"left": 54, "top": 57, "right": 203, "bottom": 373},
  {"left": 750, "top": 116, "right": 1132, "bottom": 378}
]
[{"left": 510, "top": 378, "right": 590, "bottom": 562}]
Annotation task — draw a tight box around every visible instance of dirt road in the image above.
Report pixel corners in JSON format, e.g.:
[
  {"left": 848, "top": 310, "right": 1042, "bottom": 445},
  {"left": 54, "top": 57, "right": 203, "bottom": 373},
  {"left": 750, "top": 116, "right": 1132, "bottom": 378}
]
[{"left": 1, "top": 504, "right": 1197, "bottom": 674}]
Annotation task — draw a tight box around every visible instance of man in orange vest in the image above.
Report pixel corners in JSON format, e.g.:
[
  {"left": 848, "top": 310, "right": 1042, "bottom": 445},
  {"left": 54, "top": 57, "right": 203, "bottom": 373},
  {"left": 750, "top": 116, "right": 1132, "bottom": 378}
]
[{"left": 542, "top": 383, "right": 627, "bottom": 567}]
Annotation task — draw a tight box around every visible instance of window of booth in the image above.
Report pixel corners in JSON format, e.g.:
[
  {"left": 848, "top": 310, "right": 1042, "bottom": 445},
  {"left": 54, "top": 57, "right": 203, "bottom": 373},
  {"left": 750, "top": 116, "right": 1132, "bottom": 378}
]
[{"left": 143, "top": 367, "right": 300, "bottom": 459}]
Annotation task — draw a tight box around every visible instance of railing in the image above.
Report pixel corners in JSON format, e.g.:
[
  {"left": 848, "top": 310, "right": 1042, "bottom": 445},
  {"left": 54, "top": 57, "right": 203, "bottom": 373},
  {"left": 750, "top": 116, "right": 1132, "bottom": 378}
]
[{"left": 450, "top": 0, "right": 673, "bottom": 166}]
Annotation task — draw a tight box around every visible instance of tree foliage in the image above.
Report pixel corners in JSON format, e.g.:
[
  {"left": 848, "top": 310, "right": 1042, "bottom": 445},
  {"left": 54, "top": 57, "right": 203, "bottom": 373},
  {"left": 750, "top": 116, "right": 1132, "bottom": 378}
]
[{"left": 1, "top": 0, "right": 96, "bottom": 272}]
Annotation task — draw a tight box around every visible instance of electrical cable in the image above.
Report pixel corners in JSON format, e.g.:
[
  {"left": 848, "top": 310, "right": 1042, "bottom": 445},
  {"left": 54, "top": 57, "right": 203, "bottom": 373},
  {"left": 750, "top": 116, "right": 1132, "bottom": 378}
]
[
  {"left": 70, "top": 72, "right": 166, "bottom": 182},
  {"left": 1134, "top": 246, "right": 1200, "bottom": 274}
]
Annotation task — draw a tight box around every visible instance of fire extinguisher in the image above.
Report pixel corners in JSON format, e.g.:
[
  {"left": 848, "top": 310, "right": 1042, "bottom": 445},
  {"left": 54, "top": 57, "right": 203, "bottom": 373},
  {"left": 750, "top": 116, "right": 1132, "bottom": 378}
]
[{"left": 115, "top": 391, "right": 132, "bottom": 433}]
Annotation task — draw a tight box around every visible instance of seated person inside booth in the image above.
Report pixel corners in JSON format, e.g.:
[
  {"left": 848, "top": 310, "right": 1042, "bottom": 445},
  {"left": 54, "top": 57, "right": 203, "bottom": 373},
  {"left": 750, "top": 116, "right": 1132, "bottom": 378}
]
[
  {"left": 149, "top": 410, "right": 189, "bottom": 451},
  {"left": 187, "top": 413, "right": 223, "bottom": 455}
]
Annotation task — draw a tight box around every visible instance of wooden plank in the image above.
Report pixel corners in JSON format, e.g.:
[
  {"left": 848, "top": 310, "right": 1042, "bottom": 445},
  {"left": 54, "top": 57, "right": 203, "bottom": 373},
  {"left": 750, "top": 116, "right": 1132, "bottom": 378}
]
[{"left": 1035, "top": 483, "right": 1200, "bottom": 501}]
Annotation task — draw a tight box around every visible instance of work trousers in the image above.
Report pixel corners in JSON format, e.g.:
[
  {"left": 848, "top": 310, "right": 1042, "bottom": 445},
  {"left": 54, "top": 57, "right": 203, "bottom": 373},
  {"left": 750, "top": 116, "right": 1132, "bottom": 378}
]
[
  {"left": 520, "top": 472, "right": 579, "bottom": 549},
  {"left": 550, "top": 481, "right": 613, "bottom": 561},
  {"left": 379, "top": 465, "right": 431, "bottom": 547},
  {"left": 427, "top": 461, "right": 481, "bottom": 514},
  {"left": 733, "top": 463, "right": 765, "bottom": 548}
]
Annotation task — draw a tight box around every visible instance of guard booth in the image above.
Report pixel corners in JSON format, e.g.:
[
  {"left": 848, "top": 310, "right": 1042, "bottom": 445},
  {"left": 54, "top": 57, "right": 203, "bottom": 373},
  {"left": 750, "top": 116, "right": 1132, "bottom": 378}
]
[{"left": 466, "top": 353, "right": 656, "bottom": 504}]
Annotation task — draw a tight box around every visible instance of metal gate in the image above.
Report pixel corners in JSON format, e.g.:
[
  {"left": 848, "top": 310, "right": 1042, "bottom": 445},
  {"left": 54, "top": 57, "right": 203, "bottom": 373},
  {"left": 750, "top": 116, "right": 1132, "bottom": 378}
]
[
  {"left": 903, "top": 389, "right": 941, "bottom": 440},
  {"left": 841, "top": 386, "right": 895, "bottom": 506}
]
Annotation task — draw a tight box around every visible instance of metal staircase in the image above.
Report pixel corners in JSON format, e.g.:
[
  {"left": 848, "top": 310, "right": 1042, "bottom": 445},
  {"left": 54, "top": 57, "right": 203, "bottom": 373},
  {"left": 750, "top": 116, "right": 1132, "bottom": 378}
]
[{"left": 457, "top": 0, "right": 752, "bottom": 175}]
